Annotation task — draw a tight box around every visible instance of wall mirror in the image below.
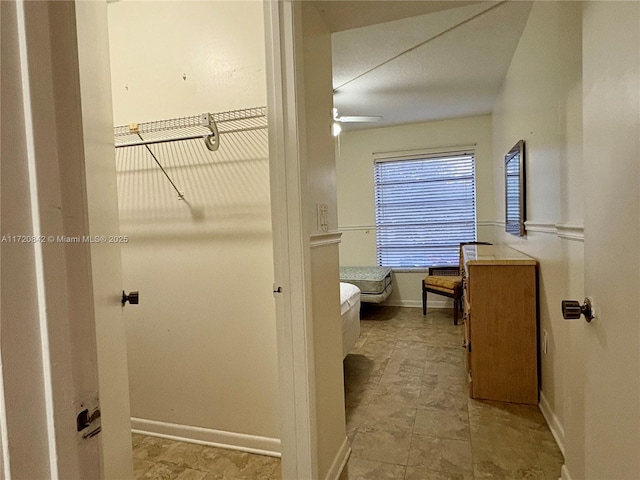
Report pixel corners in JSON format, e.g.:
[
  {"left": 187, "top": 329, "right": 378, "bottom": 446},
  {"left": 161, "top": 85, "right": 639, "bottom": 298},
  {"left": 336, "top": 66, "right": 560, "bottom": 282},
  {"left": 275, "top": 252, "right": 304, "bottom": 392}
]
[{"left": 505, "top": 140, "right": 526, "bottom": 236}]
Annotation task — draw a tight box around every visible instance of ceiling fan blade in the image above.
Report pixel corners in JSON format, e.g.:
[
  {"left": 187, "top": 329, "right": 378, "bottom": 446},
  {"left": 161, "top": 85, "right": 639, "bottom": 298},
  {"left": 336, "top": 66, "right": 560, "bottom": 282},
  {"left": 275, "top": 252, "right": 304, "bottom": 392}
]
[{"left": 336, "top": 115, "right": 383, "bottom": 123}]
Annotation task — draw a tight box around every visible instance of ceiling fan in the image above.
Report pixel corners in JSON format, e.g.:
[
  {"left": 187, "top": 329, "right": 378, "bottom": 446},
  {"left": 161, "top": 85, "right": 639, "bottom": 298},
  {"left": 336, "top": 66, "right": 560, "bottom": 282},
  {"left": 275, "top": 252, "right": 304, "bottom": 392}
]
[{"left": 332, "top": 108, "right": 382, "bottom": 135}]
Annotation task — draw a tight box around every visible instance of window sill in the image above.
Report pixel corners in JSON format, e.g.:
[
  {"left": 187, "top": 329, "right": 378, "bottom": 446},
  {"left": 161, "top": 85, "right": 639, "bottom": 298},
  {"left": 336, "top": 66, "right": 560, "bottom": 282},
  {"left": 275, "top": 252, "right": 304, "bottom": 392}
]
[{"left": 388, "top": 268, "right": 430, "bottom": 274}]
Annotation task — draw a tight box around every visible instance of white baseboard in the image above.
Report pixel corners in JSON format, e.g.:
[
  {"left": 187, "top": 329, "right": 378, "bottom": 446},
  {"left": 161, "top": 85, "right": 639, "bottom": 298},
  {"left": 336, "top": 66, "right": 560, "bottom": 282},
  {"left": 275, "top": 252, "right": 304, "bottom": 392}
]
[
  {"left": 380, "top": 299, "right": 450, "bottom": 309},
  {"left": 560, "top": 464, "right": 573, "bottom": 480},
  {"left": 539, "top": 391, "right": 565, "bottom": 457},
  {"left": 325, "top": 437, "right": 351, "bottom": 480},
  {"left": 131, "top": 417, "right": 281, "bottom": 458}
]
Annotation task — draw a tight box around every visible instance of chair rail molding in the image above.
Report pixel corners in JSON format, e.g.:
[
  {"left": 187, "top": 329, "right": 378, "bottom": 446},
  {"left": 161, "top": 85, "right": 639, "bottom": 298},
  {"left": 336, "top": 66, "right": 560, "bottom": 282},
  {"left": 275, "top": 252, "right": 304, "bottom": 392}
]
[
  {"left": 495, "top": 220, "right": 584, "bottom": 242},
  {"left": 338, "top": 224, "right": 375, "bottom": 232},
  {"left": 310, "top": 231, "right": 342, "bottom": 248},
  {"left": 523, "top": 221, "right": 557, "bottom": 234},
  {"left": 555, "top": 223, "right": 584, "bottom": 242}
]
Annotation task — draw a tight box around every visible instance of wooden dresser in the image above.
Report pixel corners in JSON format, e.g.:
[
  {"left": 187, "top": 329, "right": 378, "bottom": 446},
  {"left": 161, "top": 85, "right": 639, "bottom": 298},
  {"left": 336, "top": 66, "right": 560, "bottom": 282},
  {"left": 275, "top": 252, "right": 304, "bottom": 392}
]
[{"left": 462, "top": 244, "right": 538, "bottom": 405}]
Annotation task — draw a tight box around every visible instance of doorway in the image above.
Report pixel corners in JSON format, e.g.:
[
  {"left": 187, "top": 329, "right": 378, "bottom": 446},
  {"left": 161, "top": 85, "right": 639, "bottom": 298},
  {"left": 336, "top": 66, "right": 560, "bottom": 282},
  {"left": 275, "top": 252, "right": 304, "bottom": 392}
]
[{"left": 104, "top": 0, "right": 281, "bottom": 466}]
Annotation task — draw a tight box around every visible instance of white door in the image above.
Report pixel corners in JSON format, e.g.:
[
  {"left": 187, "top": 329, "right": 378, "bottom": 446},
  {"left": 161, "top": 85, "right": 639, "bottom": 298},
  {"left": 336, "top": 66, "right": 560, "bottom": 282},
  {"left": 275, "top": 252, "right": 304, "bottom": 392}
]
[
  {"left": 1, "top": 1, "right": 133, "bottom": 477},
  {"left": 75, "top": 2, "right": 134, "bottom": 479},
  {"left": 581, "top": 2, "right": 640, "bottom": 478}
]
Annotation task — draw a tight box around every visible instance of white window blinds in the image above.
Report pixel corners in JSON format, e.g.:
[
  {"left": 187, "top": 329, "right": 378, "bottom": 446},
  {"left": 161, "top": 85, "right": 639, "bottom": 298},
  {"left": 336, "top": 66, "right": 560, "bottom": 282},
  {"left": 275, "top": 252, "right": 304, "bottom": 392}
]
[{"left": 374, "top": 151, "right": 477, "bottom": 268}]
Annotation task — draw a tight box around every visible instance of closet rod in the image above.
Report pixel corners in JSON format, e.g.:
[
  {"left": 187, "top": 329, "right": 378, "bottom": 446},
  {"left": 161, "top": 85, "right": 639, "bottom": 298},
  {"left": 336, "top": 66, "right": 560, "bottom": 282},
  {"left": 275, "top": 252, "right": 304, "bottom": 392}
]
[
  {"left": 113, "top": 106, "right": 267, "bottom": 202},
  {"left": 115, "top": 113, "right": 219, "bottom": 151},
  {"left": 115, "top": 132, "right": 214, "bottom": 149}
]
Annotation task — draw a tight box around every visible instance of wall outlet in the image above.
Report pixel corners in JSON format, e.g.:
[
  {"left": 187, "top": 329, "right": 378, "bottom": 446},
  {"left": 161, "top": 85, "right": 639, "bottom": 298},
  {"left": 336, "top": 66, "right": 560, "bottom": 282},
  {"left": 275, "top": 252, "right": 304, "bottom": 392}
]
[{"left": 542, "top": 329, "right": 549, "bottom": 355}]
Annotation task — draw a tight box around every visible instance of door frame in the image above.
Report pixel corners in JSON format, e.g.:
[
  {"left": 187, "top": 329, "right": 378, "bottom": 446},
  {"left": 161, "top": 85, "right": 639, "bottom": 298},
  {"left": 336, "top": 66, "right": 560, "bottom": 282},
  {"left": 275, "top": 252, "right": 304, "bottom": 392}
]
[
  {"left": 2, "top": 1, "right": 318, "bottom": 478},
  {"left": 264, "top": 2, "right": 318, "bottom": 479}
]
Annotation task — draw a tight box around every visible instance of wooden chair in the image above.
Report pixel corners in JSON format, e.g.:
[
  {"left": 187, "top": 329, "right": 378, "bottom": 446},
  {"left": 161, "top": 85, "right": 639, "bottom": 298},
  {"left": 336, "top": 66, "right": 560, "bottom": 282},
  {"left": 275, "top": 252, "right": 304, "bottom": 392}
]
[{"left": 422, "top": 242, "right": 492, "bottom": 324}]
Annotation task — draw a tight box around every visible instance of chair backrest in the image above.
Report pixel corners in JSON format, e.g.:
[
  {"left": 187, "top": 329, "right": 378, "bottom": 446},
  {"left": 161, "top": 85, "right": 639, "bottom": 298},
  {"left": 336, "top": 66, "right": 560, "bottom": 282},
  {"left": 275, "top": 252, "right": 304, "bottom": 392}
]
[{"left": 428, "top": 266, "right": 461, "bottom": 277}]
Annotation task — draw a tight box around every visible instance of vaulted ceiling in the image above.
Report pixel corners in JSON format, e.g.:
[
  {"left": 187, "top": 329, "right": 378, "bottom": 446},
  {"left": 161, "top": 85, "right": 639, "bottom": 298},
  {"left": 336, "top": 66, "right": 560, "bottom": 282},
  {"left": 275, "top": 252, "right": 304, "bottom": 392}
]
[{"left": 315, "top": 1, "right": 533, "bottom": 131}]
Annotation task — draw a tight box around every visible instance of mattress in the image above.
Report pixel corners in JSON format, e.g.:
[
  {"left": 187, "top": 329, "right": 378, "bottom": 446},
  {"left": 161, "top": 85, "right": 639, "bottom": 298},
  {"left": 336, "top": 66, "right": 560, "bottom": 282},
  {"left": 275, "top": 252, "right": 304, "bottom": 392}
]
[
  {"left": 339, "top": 266, "right": 393, "bottom": 303},
  {"left": 340, "top": 282, "right": 361, "bottom": 358},
  {"left": 340, "top": 281, "right": 361, "bottom": 316}
]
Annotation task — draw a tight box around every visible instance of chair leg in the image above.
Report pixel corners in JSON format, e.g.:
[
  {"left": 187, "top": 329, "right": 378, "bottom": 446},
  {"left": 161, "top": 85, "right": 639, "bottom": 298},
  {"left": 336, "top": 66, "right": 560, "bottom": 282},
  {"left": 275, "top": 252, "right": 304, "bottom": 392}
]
[
  {"left": 453, "top": 297, "right": 458, "bottom": 325},
  {"left": 422, "top": 280, "right": 427, "bottom": 315}
]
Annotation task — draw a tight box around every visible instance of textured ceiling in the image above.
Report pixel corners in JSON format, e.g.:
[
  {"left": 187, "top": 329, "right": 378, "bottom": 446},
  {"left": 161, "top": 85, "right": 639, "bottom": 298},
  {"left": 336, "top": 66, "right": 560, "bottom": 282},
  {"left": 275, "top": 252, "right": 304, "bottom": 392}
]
[
  {"left": 328, "top": 1, "right": 533, "bottom": 130},
  {"left": 313, "top": 0, "right": 482, "bottom": 32}
]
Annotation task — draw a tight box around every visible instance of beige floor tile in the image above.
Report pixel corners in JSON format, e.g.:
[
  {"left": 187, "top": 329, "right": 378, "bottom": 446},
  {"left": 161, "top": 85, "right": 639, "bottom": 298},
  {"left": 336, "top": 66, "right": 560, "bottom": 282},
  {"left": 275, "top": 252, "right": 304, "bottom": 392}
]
[
  {"left": 131, "top": 306, "right": 562, "bottom": 480},
  {"left": 133, "top": 458, "right": 155, "bottom": 479},
  {"left": 407, "top": 434, "right": 474, "bottom": 476},
  {"left": 375, "top": 376, "right": 423, "bottom": 405},
  {"left": 350, "top": 426, "right": 413, "bottom": 465},
  {"left": 417, "top": 381, "right": 469, "bottom": 412},
  {"left": 133, "top": 435, "right": 175, "bottom": 461},
  {"left": 472, "top": 437, "right": 545, "bottom": 479},
  {"left": 470, "top": 413, "right": 535, "bottom": 448},
  {"left": 341, "top": 457, "right": 406, "bottom": 479},
  {"left": 537, "top": 447, "right": 564, "bottom": 479},
  {"left": 132, "top": 433, "right": 147, "bottom": 448},
  {"left": 174, "top": 468, "right": 209, "bottom": 480},
  {"left": 358, "top": 401, "right": 418, "bottom": 432},
  {"left": 139, "top": 461, "right": 186, "bottom": 479},
  {"left": 413, "top": 406, "right": 470, "bottom": 441},
  {"left": 194, "top": 449, "right": 280, "bottom": 480},
  {"left": 405, "top": 465, "right": 473, "bottom": 480},
  {"left": 424, "top": 345, "right": 465, "bottom": 365},
  {"left": 158, "top": 441, "right": 207, "bottom": 469}
]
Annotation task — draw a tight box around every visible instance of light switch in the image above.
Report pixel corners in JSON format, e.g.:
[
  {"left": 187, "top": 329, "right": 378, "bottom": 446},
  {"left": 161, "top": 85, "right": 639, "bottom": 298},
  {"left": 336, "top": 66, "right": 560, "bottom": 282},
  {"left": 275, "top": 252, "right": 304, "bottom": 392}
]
[{"left": 317, "top": 203, "right": 329, "bottom": 232}]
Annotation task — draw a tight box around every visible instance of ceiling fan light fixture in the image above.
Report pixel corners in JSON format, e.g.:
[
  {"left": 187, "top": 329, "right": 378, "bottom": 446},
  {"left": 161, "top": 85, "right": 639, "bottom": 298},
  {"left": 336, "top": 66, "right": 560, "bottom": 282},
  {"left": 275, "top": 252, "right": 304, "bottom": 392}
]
[{"left": 337, "top": 115, "right": 383, "bottom": 123}]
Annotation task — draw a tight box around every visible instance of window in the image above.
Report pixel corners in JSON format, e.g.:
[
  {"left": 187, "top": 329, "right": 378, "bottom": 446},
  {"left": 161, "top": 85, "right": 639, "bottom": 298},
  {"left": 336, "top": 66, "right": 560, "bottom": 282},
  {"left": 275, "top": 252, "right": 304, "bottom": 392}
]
[{"left": 374, "top": 150, "right": 477, "bottom": 268}]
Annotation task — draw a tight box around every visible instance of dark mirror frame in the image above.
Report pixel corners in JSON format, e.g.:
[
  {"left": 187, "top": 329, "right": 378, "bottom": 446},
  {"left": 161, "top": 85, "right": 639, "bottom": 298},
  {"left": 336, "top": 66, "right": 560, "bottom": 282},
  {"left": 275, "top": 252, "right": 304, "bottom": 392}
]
[{"left": 505, "top": 140, "right": 526, "bottom": 237}]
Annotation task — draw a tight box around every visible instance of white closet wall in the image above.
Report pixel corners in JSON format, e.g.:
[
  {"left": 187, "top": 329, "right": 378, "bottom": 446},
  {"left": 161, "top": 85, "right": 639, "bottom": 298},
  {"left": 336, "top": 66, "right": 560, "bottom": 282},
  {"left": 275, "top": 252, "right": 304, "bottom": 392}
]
[{"left": 107, "top": 1, "right": 279, "bottom": 451}]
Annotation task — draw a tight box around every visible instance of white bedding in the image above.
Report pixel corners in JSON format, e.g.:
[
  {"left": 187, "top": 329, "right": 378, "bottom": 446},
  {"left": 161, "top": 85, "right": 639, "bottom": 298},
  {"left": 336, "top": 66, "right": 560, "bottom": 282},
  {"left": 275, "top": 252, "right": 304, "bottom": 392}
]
[
  {"left": 339, "top": 266, "right": 393, "bottom": 303},
  {"left": 340, "top": 282, "right": 361, "bottom": 358}
]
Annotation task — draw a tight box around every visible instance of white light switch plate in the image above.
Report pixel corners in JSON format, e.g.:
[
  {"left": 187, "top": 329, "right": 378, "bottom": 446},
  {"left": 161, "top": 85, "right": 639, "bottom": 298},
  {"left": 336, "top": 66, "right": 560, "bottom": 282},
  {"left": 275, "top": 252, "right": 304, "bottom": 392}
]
[{"left": 317, "top": 203, "right": 329, "bottom": 232}]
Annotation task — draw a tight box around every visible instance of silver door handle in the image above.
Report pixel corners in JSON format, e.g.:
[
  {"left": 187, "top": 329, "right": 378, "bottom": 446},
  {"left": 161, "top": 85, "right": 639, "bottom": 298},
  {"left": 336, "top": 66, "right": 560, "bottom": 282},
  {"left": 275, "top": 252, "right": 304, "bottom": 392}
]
[{"left": 562, "top": 297, "right": 594, "bottom": 322}]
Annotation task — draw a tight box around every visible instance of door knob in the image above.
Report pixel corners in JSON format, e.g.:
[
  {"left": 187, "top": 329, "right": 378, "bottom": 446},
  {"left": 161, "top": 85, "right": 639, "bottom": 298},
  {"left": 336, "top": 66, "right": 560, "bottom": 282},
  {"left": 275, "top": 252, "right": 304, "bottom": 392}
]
[
  {"left": 562, "top": 297, "right": 594, "bottom": 322},
  {"left": 122, "top": 290, "right": 139, "bottom": 306}
]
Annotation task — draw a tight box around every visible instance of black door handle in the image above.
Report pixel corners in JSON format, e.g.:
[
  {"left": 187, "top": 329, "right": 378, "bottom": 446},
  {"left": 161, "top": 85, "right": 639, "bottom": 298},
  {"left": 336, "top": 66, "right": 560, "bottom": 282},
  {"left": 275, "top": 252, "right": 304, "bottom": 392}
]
[
  {"left": 122, "top": 290, "right": 139, "bottom": 306},
  {"left": 562, "top": 297, "right": 594, "bottom": 322}
]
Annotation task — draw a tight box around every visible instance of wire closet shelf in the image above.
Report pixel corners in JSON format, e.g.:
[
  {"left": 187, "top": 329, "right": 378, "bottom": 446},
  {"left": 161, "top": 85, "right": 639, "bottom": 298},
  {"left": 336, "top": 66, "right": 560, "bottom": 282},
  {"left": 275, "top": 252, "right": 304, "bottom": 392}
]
[
  {"left": 113, "top": 106, "right": 267, "bottom": 201},
  {"left": 113, "top": 106, "right": 267, "bottom": 149}
]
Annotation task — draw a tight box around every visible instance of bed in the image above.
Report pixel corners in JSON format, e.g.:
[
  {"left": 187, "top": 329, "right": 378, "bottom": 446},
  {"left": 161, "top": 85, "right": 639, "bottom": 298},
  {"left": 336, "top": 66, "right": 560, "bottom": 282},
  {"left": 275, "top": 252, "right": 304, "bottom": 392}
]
[
  {"left": 339, "top": 266, "right": 393, "bottom": 303},
  {"left": 340, "top": 282, "right": 361, "bottom": 358}
]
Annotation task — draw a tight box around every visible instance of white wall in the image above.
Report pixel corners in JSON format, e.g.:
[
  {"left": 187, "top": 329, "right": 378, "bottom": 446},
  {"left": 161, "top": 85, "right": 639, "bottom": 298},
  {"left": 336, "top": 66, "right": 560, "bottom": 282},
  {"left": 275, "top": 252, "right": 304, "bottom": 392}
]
[
  {"left": 301, "top": 3, "right": 349, "bottom": 478},
  {"left": 491, "top": 0, "right": 583, "bottom": 466},
  {"left": 107, "top": 1, "right": 280, "bottom": 450},
  {"left": 336, "top": 115, "right": 494, "bottom": 307},
  {"left": 108, "top": 1, "right": 266, "bottom": 125}
]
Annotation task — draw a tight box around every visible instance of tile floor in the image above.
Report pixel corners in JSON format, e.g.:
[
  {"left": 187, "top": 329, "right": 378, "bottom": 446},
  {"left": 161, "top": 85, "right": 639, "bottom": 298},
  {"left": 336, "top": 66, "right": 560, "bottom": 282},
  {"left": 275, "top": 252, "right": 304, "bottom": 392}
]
[
  {"left": 132, "top": 306, "right": 564, "bottom": 480},
  {"left": 340, "top": 305, "right": 563, "bottom": 480},
  {"left": 131, "top": 434, "right": 281, "bottom": 479}
]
